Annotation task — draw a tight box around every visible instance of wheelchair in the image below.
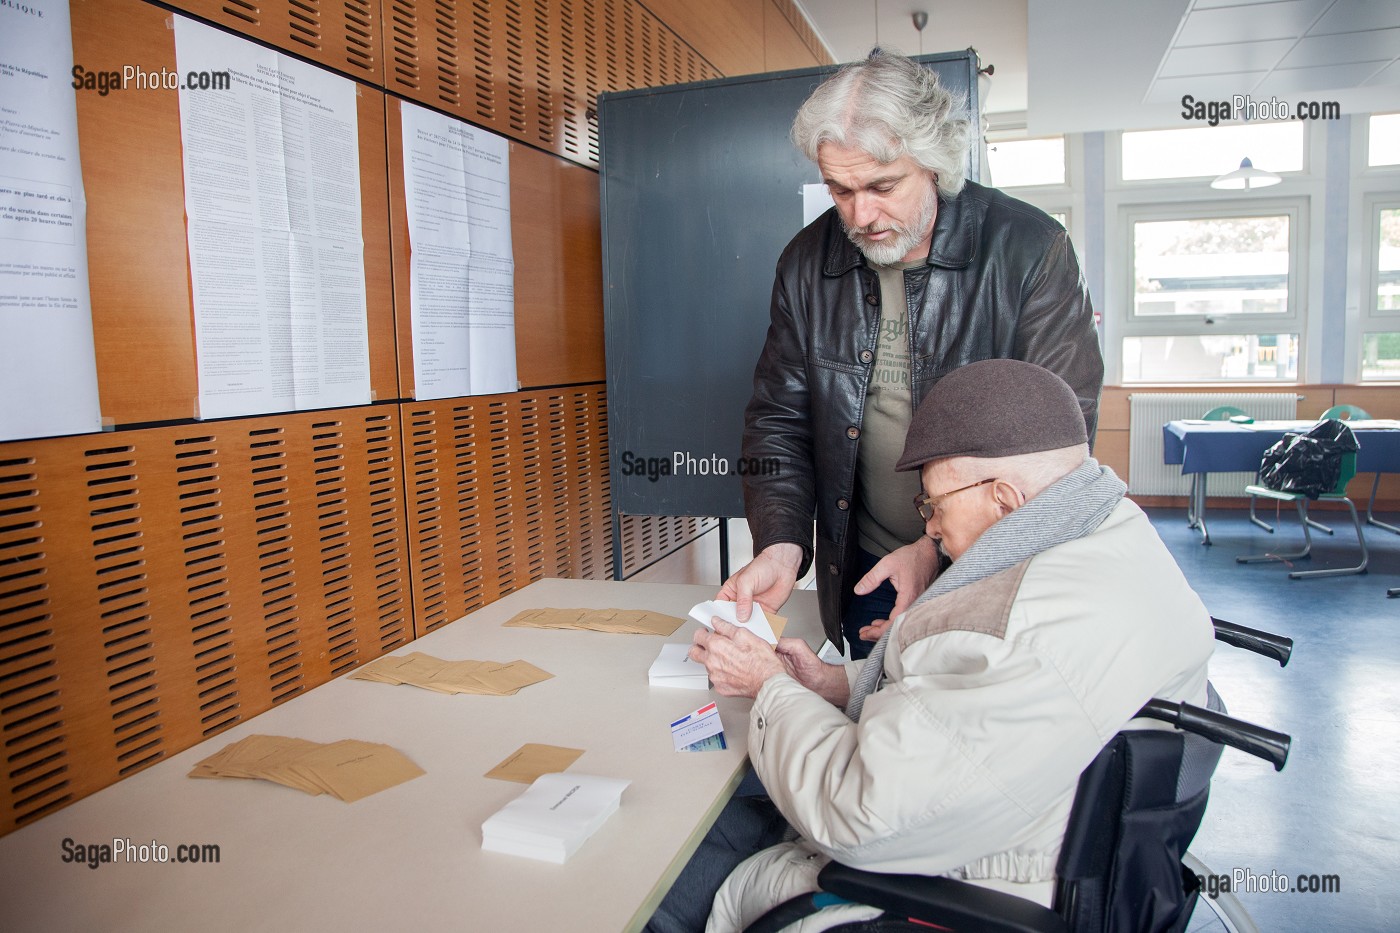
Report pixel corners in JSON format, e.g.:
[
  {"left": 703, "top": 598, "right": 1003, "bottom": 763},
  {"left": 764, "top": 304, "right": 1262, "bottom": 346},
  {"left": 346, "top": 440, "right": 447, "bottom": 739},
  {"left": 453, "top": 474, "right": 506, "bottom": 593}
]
[{"left": 742, "top": 619, "right": 1293, "bottom": 933}]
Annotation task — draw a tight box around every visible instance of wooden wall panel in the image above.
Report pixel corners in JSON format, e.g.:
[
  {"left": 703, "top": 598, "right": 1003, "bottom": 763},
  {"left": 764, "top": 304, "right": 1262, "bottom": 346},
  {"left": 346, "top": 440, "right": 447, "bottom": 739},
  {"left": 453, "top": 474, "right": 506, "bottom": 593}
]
[
  {"left": 381, "top": 0, "right": 720, "bottom": 169},
  {"left": 2, "top": 0, "right": 783, "bottom": 836},
  {"left": 0, "top": 407, "right": 410, "bottom": 834},
  {"left": 403, "top": 385, "right": 613, "bottom": 634},
  {"left": 72, "top": 0, "right": 196, "bottom": 424},
  {"left": 386, "top": 99, "right": 605, "bottom": 394},
  {"left": 762, "top": 0, "right": 827, "bottom": 73},
  {"left": 70, "top": 0, "right": 398, "bottom": 424},
  {"left": 637, "top": 0, "right": 761, "bottom": 77},
  {"left": 165, "top": 0, "right": 384, "bottom": 82}
]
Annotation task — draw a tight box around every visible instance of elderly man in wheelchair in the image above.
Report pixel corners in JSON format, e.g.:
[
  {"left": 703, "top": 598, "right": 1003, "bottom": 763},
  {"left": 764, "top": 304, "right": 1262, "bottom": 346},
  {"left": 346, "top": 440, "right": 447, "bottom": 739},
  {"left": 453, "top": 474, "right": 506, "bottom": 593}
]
[{"left": 646, "top": 360, "right": 1289, "bottom": 933}]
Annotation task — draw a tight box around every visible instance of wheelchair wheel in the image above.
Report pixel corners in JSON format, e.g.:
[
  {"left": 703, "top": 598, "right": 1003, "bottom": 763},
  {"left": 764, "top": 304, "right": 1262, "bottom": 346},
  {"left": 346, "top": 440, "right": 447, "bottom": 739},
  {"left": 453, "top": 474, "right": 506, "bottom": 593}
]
[{"left": 1181, "top": 852, "right": 1259, "bottom": 933}]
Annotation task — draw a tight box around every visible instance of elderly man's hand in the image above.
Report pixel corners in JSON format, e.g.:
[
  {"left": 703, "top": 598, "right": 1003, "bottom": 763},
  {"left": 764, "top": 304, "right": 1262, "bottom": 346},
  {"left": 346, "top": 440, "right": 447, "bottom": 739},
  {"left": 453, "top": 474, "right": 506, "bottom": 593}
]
[
  {"left": 775, "top": 638, "right": 850, "bottom": 708},
  {"left": 690, "top": 618, "right": 784, "bottom": 698}
]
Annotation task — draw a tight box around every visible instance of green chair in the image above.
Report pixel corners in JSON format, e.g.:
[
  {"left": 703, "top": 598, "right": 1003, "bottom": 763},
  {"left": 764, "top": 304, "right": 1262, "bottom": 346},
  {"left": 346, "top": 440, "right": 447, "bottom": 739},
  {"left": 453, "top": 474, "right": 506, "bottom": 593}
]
[
  {"left": 1237, "top": 451, "right": 1368, "bottom": 579},
  {"left": 1186, "top": 406, "right": 1268, "bottom": 544},
  {"left": 1319, "top": 404, "right": 1399, "bottom": 535}
]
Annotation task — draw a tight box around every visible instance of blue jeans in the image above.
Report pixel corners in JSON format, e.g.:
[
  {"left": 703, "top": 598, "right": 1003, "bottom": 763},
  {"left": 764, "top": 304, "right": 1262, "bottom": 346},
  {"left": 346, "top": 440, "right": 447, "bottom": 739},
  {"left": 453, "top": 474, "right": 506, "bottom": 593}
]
[
  {"left": 841, "top": 547, "right": 898, "bottom": 660},
  {"left": 644, "top": 794, "right": 788, "bottom": 933}
]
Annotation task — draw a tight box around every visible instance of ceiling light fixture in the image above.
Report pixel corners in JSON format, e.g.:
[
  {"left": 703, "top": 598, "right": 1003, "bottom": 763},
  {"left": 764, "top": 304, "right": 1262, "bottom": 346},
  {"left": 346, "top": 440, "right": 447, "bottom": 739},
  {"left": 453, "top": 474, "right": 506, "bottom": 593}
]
[{"left": 1211, "top": 157, "right": 1282, "bottom": 190}]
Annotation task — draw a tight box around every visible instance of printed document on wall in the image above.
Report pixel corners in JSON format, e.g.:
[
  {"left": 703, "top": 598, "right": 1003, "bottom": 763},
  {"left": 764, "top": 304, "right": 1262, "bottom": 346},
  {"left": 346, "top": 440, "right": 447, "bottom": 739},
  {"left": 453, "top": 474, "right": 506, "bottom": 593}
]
[
  {"left": 174, "top": 16, "right": 370, "bottom": 420},
  {"left": 401, "top": 101, "right": 517, "bottom": 399},
  {"left": 0, "top": 0, "right": 103, "bottom": 441}
]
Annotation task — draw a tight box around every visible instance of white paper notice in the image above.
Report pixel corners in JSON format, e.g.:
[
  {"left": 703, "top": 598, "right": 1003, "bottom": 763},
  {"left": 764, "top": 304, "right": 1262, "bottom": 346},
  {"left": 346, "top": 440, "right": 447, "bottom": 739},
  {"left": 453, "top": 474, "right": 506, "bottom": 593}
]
[
  {"left": 174, "top": 16, "right": 369, "bottom": 420},
  {"left": 802, "top": 183, "right": 834, "bottom": 226},
  {"left": 400, "top": 101, "right": 517, "bottom": 399},
  {"left": 0, "top": 0, "right": 102, "bottom": 441}
]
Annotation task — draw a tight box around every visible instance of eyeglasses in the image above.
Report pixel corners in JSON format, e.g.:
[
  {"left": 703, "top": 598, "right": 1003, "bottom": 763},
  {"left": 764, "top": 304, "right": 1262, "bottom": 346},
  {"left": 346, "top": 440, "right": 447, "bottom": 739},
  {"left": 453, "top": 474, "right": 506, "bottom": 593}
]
[{"left": 913, "top": 477, "right": 996, "bottom": 521}]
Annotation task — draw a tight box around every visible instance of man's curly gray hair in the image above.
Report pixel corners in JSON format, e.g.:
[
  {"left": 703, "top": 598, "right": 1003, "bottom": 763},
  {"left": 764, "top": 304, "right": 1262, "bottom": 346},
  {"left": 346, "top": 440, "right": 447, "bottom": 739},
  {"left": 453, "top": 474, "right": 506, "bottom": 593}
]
[{"left": 791, "top": 49, "right": 971, "bottom": 198}]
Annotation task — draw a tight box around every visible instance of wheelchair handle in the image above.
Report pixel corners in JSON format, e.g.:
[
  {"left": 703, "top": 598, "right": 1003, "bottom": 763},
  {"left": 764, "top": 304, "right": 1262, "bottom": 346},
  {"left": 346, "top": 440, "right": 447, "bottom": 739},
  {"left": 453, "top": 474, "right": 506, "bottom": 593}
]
[
  {"left": 1138, "top": 698, "right": 1291, "bottom": 771},
  {"left": 1211, "top": 617, "right": 1293, "bottom": 667}
]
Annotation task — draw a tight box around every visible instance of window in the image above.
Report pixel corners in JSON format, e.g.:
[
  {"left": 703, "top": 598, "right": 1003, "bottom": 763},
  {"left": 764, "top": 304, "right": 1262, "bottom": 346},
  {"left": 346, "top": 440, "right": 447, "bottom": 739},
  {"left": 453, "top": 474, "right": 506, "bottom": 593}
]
[
  {"left": 1132, "top": 215, "right": 1290, "bottom": 318},
  {"left": 1369, "top": 114, "right": 1400, "bottom": 168},
  {"left": 1121, "top": 123, "right": 1304, "bottom": 181},
  {"left": 986, "top": 136, "right": 1065, "bottom": 188},
  {"left": 1123, "top": 334, "right": 1298, "bottom": 381},
  {"left": 1361, "top": 197, "right": 1400, "bottom": 381},
  {"left": 1121, "top": 201, "right": 1303, "bottom": 383}
]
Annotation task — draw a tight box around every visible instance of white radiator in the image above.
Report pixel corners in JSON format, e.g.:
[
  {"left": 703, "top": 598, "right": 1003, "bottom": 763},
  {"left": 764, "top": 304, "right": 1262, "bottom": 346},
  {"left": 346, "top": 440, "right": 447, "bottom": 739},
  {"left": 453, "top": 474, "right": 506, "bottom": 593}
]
[{"left": 1127, "top": 393, "right": 1300, "bottom": 496}]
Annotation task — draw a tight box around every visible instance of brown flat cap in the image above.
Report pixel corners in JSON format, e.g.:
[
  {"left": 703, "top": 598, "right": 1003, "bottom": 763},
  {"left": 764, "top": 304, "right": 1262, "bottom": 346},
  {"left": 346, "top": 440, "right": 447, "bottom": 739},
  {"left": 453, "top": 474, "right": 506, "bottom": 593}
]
[{"left": 895, "top": 359, "right": 1088, "bottom": 471}]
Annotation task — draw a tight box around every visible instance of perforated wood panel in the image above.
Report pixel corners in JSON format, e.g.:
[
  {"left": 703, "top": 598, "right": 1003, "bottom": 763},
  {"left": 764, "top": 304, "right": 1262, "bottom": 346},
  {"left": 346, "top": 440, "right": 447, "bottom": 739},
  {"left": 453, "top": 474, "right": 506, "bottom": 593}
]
[
  {"left": 166, "top": 0, "right": 384, "bottom": 80},
  {"left": 618, "top": 514, "right": 716, "bottom": 578},
  {"left": 382, "top": 0, "right": 720, "bottom": 168},
  {"left": 404, "top": 385, "right": 612, "bottom": 632},
  {"left": 0, "top": 408, "right": 410, "bottom": 834}
]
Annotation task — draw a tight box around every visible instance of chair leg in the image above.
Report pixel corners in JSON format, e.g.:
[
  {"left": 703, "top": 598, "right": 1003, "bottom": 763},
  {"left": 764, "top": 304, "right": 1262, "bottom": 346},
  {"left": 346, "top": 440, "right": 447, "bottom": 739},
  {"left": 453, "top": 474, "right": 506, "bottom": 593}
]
[
  {"left": 1290, "top": 498, "right": 1368, "bottom": 579},
  {"left": 1237, "top": 499, "right": 1311, "bottom": 564},
  {"left": 1364, "top": 473, "right": 1400, "bottom": 535},
  {"left": 1192, "top": 474, "right": 1211, "bottom": 545},
  {"left": 1248, "top": 494, "right": 1274, "bottom": 532}
]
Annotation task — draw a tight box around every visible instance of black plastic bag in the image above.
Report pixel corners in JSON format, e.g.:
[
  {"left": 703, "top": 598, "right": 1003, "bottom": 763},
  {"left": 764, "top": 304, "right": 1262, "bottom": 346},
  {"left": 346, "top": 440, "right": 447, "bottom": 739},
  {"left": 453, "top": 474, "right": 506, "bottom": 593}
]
[{"left": 1258, "top": 419, "right": 1360, "bottom": 499}]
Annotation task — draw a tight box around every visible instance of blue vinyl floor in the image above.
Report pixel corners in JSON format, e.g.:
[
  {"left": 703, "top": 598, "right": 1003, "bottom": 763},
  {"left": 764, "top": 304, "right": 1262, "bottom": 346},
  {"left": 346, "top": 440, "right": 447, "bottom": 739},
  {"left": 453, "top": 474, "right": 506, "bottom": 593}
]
[{"left": 1149, "top": 503, "right": 1399, "bottom": 931}]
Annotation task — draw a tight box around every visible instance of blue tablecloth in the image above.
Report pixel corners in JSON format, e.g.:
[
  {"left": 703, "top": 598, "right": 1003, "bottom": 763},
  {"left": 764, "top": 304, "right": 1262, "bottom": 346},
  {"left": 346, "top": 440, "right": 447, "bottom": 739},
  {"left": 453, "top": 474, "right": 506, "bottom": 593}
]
[{"left": 1163, "top": 421, "right": 1400, "bottom": 475}]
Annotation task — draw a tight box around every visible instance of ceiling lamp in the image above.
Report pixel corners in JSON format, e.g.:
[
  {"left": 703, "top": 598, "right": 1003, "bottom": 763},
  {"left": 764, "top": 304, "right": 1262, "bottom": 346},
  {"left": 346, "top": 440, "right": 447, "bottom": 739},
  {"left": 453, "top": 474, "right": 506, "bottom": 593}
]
[{"left": 1211, "top": 157, "right": 1281, "bottom": 190}]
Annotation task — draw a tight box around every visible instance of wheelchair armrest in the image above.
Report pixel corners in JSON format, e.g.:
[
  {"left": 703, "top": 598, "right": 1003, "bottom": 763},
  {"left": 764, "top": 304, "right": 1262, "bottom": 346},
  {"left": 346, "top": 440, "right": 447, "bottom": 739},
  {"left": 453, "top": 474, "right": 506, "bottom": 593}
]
[
  {"left": 816, "top": 861, "right": 1068, "bottom": 933},
  {"left": 1137, "top": 698, "right": 1290, "bottom": 770},
  {"left": 1211, "top": 617, "right": 1293, "bottom": 667}
]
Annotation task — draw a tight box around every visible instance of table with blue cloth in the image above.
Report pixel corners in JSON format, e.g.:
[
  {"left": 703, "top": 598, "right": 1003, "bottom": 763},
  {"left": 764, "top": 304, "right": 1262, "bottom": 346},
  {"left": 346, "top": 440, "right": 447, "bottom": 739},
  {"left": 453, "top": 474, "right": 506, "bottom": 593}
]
[{"left": 1162, "top": 420, "right": 1400, "bottom": 543}]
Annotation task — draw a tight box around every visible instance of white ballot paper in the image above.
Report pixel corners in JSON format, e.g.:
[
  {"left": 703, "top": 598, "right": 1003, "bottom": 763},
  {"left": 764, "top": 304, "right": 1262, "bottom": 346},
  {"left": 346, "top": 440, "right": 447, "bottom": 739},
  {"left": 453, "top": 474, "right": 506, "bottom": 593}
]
[
  {"left": 648, "top": 643, "right": 709, "bottom": 690},
  {"left": 688, "top": 600, "right": 777, "bottom": 646},
  {"left": 481, "top": 772, "right": 630, "bottom": 864}
]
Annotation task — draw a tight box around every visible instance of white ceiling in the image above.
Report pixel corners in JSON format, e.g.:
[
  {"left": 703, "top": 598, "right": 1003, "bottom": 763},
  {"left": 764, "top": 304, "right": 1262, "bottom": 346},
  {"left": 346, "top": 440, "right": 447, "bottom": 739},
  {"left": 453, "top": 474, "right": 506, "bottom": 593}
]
[{"left": 793, "top": 0, "right": 1400, "bottom": 135}]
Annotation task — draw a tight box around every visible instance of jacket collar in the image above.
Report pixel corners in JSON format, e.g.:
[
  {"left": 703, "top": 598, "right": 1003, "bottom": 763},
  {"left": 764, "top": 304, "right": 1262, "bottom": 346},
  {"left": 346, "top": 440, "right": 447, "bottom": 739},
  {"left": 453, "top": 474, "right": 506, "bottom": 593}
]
[{"left": 822, "top": 181, "right": 981, "bottom": 276}]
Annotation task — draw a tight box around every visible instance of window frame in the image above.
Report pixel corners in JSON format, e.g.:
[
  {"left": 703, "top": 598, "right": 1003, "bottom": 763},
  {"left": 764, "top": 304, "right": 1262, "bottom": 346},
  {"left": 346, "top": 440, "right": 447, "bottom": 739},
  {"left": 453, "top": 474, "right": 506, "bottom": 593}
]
[
  {"left": 1346, "top": 114, "right": 1400, "bottom": 383},
  {"left": 1121, "top": 198, "right": 1306, "bottom": 336},
  {"left": 984, "top": 134, "right": 1070, "bottom": 191}
]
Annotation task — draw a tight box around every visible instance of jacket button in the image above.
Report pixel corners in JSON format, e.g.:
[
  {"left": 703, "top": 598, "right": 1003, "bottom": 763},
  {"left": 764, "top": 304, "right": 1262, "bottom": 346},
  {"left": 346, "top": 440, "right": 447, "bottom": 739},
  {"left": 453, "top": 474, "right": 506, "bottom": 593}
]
[
  {"left": 865, "top": 293, "right": 878, "bottom": 306},
  {"left": 837, "top": 498, "right": 849, "bottom": 510},
  {"left": 756, "top": 716, "right": 765, "bottom": 729},
  {"left": 846, "top": 426, "right": 860, "bottom": 439},
  {"left": 828, "top": 563, "right": 839, "bottom": 575},
  {"left": 859, "top": 349, "right": 873, "bottom": 363}
]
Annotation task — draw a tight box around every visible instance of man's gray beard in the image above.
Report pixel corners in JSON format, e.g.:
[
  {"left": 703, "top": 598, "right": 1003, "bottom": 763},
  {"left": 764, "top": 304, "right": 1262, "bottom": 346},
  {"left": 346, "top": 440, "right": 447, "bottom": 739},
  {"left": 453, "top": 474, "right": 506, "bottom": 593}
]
[{"left": 842, "top": 185, "right": 938, "bottom": 266}]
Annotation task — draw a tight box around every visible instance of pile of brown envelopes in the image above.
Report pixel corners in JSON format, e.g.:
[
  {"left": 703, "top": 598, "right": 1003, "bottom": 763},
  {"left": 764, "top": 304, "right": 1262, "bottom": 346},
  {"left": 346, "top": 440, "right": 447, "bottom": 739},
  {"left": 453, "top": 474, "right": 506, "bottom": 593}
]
[
  {"left": 504, "top": 607, "right": 684, "bottom": 636},
  {"left": 189, "top": 735, "right": 424, "bottom": 802},
  {"left": 349, "top": 652, "right": 553, "bottom": 695}
]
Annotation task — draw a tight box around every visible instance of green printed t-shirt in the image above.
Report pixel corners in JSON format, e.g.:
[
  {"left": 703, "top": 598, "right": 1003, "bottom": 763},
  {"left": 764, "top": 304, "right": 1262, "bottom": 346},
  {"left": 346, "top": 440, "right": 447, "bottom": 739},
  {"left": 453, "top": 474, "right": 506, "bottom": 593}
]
[{"left": 854, "top": 260, "right": 927, "bottom": 558}]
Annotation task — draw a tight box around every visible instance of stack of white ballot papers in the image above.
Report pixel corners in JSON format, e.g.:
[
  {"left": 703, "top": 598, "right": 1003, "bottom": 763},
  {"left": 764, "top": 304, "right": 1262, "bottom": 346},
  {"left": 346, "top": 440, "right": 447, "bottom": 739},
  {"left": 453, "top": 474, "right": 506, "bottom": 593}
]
[
  {"left": 481, "top": 772, "right": 631, "bottom": 863},
  {"left": 648, "top": 643, "right": 710, "bottom": 689}
]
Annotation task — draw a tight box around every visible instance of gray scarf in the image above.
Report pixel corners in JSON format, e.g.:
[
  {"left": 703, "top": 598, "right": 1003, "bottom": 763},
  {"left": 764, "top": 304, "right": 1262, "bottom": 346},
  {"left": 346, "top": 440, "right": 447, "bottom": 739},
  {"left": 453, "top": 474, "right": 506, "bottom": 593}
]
[{"left": 846, "top": 460, "right": 1126, "bottom": 722}]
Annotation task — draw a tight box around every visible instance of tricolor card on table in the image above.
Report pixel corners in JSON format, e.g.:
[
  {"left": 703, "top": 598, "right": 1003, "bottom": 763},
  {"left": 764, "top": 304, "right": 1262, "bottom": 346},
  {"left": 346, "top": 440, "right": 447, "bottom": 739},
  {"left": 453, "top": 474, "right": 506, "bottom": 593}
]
[{"left": 670, "top": 702, "right": 726, "bottom": 752}]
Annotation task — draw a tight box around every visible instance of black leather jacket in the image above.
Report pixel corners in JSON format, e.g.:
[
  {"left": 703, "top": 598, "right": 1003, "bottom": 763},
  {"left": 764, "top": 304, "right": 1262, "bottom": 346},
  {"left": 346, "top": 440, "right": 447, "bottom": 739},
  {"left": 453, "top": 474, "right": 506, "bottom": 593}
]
[{"left": 741, "top": 181, "right": 1104, "bottom": 649}]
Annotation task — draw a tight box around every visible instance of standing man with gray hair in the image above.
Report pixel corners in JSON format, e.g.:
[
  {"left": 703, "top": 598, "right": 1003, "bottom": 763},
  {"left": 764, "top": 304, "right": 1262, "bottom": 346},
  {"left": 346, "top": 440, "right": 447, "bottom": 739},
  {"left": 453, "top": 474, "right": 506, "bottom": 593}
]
[{"left": 720, "top": 49, "right": 1103, "bottom": 658}]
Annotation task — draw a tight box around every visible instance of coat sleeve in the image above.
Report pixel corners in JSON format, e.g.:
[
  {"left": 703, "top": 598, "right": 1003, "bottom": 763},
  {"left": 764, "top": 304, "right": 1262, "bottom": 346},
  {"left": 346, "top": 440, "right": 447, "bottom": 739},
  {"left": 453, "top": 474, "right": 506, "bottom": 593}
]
[
  {"left": 747, "top": 630, "right": 1106, "bottom": 875},
  {"left": 741, "top": 255, "right": 818, "bottom": 573},
  {"left": 1012, "top": 231, "right": 1104, "bottom": 445}
]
